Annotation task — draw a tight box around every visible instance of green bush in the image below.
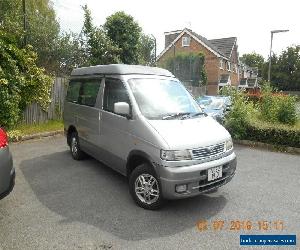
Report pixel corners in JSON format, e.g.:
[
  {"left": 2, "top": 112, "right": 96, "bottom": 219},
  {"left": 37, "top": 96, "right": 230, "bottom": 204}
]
[
  {"left": 0, "top": 30, "right": 52, "bottom": 128},
  {"left": 245, "top": 122, "right": 300, "bottom": 148},
  {"left": 219, "top": 85, "right": 240, "bottom": 98},
  {"left": 224, "top": 91, "right": 257, "bottom": 139},
  {"left": 222, "top": 84, "right": 300, "bottom": 147},
  {"left": 260, "top": 84, "right": 278, "bottom": 122},
  {"left": 277, "top": 96, "right": 298, "bottom": 125},
  {"left": 260, "top": 83, "right": 297, "bottom": 125}
]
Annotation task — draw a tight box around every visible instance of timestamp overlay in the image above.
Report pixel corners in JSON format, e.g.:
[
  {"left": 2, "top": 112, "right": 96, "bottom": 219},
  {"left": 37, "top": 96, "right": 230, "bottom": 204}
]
[{"left": 196, "top": 219, "right": 297, "bottom": 246}]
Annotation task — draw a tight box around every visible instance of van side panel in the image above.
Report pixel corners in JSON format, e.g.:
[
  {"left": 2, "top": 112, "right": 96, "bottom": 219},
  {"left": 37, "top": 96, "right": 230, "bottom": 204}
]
[{"left": 76, "top": 105, "right": 101, "bottom": 155}]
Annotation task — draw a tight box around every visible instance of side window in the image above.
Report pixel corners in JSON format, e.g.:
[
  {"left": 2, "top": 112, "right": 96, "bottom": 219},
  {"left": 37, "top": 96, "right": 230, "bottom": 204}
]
[
  {"left": 103, "top": 78, "right": 130, "bottom": 113},
  {"left": 66, "top": 81, "right": 81, "bottom": 103},
  {"left": 79, "top": 80, "right": 101, "bottom": 107}
]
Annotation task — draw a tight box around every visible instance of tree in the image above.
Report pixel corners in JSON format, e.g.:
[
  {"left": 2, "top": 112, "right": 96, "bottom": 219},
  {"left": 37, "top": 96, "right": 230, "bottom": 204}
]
[
  {"left": 52, "top": 32, "right": 88, "bottom": 75},
  {"left": 81, "top": 5, "right": 121, "bottom": 66},
  {"left": 26, "top": 0, "right": 60, "bottom": 71},
  {"left": 137, "top": 34, "right": 156, "bottom": 66},
  {"left": 267, "top": 46, "right": 300, "bottom": 91},
  {"left": 0, "top": 0, "right": 60, "bottom": 73},
  {"left": 240, "top": 52, "right": 265, "bottom": 76},
  {"left": 0, "top": 0, "right": 24, "bottom": 42},
  {"left": 261, "top": 54, "right": 278, "bottom": 83},
  {"left": 0, "top": 30, "right": 52, "bottom": 128},
  {"left": 104, "top": 11, "right": 141, "bottom": 64}
]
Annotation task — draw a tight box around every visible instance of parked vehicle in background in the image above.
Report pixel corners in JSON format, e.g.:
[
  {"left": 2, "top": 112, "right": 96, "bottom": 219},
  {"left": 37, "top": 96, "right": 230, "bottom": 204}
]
[
  {"left": 64, "top": 64, "right": 237, "bottom": 210},
  {"left": 217, "top": 96, "right": 232, "bottom": 111},
  {"left": 196, "top": 96, "right": 231, "bottom": 123},
  {"left": 0, "top": 128, "right": 15, "bottom": 200},
  {"left": 196, "top": 95, "right": 214, "bottom": 107}
]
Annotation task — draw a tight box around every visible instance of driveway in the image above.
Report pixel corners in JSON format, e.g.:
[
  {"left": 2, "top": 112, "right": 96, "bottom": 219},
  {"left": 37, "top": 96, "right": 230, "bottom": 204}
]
[{"left": 0, "top": 136, "right": 299, "bottom": 249}]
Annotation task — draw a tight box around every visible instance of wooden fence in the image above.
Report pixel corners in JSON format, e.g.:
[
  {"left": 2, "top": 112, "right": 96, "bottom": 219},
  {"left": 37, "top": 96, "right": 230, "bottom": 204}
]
[{"left": 22, "top": 77, "right": 68, "bottom": 124}]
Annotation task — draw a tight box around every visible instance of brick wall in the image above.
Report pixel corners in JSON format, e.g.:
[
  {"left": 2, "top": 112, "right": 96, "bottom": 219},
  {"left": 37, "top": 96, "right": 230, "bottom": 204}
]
[
  {"left": 158, "top": 32, "right": 239, "bottom": 95},
  {"left": 159, "top": 34, "right": 219, "bottom": 90}
]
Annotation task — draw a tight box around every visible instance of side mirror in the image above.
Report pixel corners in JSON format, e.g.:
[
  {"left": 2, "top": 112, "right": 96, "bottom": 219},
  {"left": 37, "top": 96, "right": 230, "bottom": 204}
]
[{"left": 114, "top": 102, "right": 130, "bottom": 117}]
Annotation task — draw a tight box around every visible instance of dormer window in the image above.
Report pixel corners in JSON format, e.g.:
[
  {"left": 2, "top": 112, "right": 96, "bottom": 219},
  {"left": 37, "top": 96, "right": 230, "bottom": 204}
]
[{"left": 182, "top": 36, "right": 190, "bottom": 47}]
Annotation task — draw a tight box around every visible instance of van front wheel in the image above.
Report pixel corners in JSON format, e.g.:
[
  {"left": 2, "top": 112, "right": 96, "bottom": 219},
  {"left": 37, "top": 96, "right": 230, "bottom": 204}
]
[
  {"left": 129, "top": 164, "right": 164, "bottom": 210},
  {"left": 70, "top": 132, "right": 85, "bottom": 160}
]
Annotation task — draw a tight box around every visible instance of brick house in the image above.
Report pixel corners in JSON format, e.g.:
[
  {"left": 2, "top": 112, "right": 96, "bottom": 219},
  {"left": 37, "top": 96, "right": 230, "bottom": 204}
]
[{"left": 157, "top": 28, "right": 240, "bottom": 95}]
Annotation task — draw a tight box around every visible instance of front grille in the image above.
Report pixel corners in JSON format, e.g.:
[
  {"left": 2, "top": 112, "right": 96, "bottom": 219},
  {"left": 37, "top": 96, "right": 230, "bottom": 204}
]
[{"left": 192, "top": 142, "right": 225, "bottom": 160}]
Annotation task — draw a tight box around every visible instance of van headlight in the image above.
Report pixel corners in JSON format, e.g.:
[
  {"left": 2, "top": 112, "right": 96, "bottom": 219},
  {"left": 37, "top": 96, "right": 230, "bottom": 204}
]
[
  {"left": 160, "top": 149, "right": 192, "bottom": 161},
  {"left": 225, "top": 139, "right": 233, "bottom": 151}
]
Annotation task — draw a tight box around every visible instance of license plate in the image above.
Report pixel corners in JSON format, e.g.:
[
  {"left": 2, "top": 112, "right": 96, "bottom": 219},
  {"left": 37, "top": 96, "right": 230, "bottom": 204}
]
[{"left": 208, "top": 166, "right": 222, "bottom": 181}]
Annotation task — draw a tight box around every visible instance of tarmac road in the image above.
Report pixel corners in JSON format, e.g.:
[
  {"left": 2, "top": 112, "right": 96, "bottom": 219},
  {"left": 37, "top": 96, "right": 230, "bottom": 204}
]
[{"left": 0, "top": 135, "right": 299, "bottom": 249}]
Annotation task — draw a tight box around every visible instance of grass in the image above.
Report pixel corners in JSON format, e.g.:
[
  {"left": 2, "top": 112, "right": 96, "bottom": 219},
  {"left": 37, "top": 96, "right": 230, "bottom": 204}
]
[{"left": 7, "top": 120, "right": 63, "bottom": 140}]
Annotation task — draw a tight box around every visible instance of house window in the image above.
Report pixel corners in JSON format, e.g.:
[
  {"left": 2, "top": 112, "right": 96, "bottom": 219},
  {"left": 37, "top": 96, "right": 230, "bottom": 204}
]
[
  {"left": 219, "top": 74, "right": 231, "bottom": 85},
  {"left": 227, "top": 62, "right": 231, "bottom": 71},
  {"left": 182, "top": 36, "right": 190, "bottom": 47},
  {"left": 232, "top": 63, "right": 237, "bottom": 73},
  {"left": 219, "top": 59, "right": 224, "bottom": 69}
]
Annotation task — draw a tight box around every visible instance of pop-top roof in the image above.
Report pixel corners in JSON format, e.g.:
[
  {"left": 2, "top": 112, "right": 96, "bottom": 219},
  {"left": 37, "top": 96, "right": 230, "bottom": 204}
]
[{"left": 71, "top": 64, "right": 174, "bottom": 77}]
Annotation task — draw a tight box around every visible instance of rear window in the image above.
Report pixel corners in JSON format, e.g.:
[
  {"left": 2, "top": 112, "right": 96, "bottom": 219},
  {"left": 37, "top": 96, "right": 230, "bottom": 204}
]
[
  {"left": 66, "top": 81, "right": 81, "bottom": 103},
  {"left": 79, "top": 81, "right": 101, "bottom": 107},
  {"left": 66, "top": 80, "right": 101, "bottom": 107}
]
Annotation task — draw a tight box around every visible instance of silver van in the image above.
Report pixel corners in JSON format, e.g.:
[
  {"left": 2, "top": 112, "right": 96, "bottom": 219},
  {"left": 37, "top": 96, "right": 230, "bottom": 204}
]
[{"left": 63, "top": 64, "right": 236, "bottom": 209}]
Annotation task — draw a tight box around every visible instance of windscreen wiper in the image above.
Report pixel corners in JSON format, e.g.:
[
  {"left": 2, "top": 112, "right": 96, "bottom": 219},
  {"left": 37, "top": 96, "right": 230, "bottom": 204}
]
[
  {"left": 162, "top": 112, "right": 191, "bottom": 120},
  {"left": 190, "top": 112, "right": 207, "bottom": 118}
]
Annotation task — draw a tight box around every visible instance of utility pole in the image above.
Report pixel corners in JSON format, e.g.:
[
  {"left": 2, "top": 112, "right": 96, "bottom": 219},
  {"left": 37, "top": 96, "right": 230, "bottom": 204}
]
[
  {"left": 173, "top": 43, "right": 176, "bottom": 73},
  {"left": 22, "top": 0, "right": 27, "bottom": 46},
  {"left": 151, "top": 34, "right": 157, "bottom": 65},
  {"left": 268, "top": 29, "right": 289, "bottom": 82}
]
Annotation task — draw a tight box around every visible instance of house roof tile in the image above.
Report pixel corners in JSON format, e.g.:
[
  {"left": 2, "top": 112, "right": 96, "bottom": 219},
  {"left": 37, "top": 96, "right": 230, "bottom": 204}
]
[
  {"left": 158, "top": 29, "right": 237, "bottom": 61},
  {"left": 190, "top": 31, "right": 227, "bottom": 57},
  {"left": 208, "top": 37, "right": 237, "bottom": 58}
]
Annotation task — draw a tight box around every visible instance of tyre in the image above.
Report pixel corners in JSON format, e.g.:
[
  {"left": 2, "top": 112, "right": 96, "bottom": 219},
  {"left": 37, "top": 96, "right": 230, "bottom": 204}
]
[
  {"left": 69, "top": 132, "right": 85, "bottom": 160},
  {"left": 129, "top": 163, "right": 164, "bottom": 210}
]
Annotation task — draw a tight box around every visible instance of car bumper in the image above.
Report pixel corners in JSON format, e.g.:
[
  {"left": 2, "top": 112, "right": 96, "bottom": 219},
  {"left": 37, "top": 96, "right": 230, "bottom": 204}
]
[
  {"left": 0, "top": 167, "right": 15, "bottom": 200},
  {"left": 159, "top": 152, "right": 237, "bottom": 199},
  {"left": 0, "top": 146, "right": 15, "bottom": 200}
]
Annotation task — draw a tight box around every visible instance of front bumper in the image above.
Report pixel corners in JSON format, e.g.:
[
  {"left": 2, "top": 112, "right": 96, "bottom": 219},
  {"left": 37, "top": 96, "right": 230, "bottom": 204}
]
[
  {"left": 0, "top": 168, "right": 15, "bottom": 200},
  {"left": 159, "top": 152, "right": 237, "bottom": 199}
]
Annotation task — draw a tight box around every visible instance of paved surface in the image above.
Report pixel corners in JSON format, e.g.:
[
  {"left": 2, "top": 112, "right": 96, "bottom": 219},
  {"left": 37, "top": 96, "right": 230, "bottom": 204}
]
[{"left": 0, "top": 135, "right": 299, "bottom": 250}]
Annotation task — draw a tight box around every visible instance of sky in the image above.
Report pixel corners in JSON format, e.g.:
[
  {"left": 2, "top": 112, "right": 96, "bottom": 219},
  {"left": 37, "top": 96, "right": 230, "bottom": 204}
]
[{"left": 52, "top": 0, "right": 299, "bottom": 59}]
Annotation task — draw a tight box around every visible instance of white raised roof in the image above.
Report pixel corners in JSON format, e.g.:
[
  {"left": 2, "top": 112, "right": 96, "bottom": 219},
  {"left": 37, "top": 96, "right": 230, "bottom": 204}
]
[{"left": 71, "top": 64, "right": 174, "bottom": 77}]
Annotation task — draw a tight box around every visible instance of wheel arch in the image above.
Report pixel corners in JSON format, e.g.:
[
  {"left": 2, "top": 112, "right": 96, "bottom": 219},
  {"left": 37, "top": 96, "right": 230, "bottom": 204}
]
[{"left": 126, "top": 150, "right": 156, "bottom": 178}]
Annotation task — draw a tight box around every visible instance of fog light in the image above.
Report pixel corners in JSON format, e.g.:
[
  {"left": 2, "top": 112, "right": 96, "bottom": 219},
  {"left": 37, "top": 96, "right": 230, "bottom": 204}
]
[{"left": 176, "top": 184, "right": 188, "bottom": 193}]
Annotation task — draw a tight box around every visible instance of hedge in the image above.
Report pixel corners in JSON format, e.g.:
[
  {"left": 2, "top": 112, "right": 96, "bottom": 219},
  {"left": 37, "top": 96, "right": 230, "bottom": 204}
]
[{"left": 244, "top": 123, "right": 300, "bottom": 148}]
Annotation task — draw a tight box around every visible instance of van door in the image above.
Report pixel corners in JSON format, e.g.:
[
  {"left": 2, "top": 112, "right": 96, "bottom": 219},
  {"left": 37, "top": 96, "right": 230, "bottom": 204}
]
[
  {"left": 76, "top": 78, "right": 103, "bottom": 155},
  {"left": 99, "top": 78, "right": 132, "bottom": 175}
]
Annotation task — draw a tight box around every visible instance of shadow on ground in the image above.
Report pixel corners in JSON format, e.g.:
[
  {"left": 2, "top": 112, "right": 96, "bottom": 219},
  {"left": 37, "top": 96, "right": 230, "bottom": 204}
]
[{"left": 20, "top": 151, "right": 227, "bottom": 240}]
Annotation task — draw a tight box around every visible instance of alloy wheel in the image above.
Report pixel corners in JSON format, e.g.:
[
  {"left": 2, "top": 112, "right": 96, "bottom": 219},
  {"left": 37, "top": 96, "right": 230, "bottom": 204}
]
[{"left": 134, "top": 174, "right": 160, "bottom": 205}]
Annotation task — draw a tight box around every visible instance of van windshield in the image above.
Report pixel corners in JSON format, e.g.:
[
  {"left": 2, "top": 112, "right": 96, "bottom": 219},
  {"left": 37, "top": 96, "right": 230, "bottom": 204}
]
[{"left": 128, "top": 78, "right": 202, "bottom": 120}]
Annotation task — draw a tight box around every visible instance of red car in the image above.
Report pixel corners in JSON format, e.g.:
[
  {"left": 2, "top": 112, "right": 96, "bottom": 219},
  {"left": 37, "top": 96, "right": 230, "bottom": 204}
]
[{"left": 0, "top": 128, "right": 15, "bottom": 200}]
